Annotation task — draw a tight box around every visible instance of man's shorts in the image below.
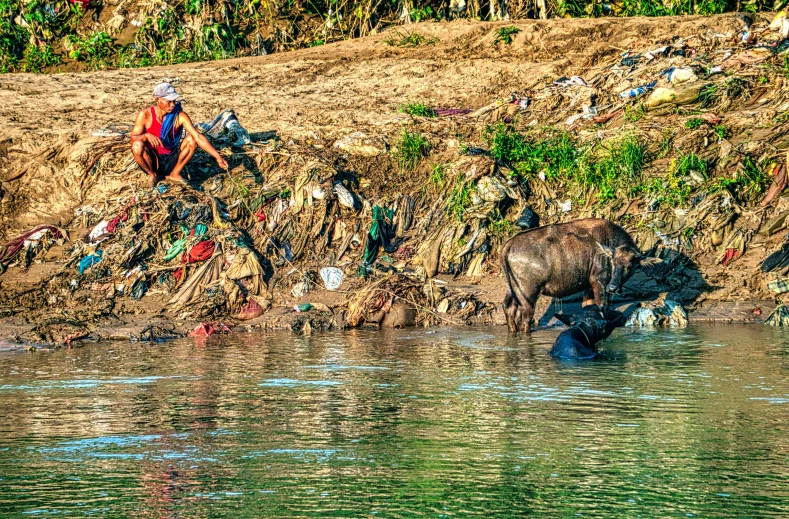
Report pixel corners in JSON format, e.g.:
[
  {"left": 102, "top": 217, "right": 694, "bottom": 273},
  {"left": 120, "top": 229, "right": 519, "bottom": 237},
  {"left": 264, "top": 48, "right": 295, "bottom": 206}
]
[{"left": 156, "top": 144, "right": 180, "bottom": 177}]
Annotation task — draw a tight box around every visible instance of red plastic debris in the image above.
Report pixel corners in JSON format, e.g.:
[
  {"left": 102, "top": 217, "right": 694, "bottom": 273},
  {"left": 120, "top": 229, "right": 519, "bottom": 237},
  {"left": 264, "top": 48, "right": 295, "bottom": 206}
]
[
  {"left": 183, "top": 240, "right": 215, "bottom": 264},
  {"left": 190, "top": 322, "right": 232, "bottom": 337}
]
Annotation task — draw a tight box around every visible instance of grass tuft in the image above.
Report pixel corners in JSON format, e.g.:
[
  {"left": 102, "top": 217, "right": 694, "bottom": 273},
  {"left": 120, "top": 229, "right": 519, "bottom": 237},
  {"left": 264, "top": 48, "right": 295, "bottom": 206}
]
[
  {"left": 393, "top": 129, "right": 430, "bottom": 170},
  {"left": 399, "top": 102, "right": 437, "bottom": 117},
  {"left": 447, "top": 180, "right": 473, "bottom": 221},
  {"left": 383, "top": 30, "right": 438, "bottom": 47},
  {"left": 494, "top": 26, "right": 520, "bottom": 45}
]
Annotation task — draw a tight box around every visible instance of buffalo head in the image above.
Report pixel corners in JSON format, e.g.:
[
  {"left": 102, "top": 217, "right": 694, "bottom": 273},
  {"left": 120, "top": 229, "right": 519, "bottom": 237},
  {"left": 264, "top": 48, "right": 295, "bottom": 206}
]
[{"left": 597, "top": 243, "right": 662, "bottom": 294}]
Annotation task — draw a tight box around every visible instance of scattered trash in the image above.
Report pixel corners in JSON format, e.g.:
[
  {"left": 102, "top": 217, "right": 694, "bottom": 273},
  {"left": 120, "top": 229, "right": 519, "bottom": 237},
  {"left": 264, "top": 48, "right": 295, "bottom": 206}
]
[
  {"left": 292, "top": 281, "right": 311, "bottom": 297},
  {"left": 626, "top": 300, "right": 687, "bottom": 327},
  {"left": 190, "top": 322, "right": 232, "bottom": 337},
  {"left": 619, "top": 81, "right": 657, "bottom": 99},
  {"left": 515, "top": 206, "right": 540, "bottom": 229},
  {"left": 333, "top": 132, "right": 388, "bottom": 156},
  {"left": 198, "top": 109, "right": 251, "bottom": 147},
  {"left": 320, "top": 267, "right": 344, "bottom": 291},
  {"left": 764, "top": 305, "right": 789, "bottom": 327}
]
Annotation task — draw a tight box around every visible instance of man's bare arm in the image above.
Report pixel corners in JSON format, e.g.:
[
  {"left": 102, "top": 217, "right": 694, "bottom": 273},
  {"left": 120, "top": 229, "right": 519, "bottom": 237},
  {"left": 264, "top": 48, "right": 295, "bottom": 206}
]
[
  {"left": 180, "top": 113, "right": 228, "bottom": 169},
  {"left": 130, "top": 110, "right": 160, "bottom": 148}
]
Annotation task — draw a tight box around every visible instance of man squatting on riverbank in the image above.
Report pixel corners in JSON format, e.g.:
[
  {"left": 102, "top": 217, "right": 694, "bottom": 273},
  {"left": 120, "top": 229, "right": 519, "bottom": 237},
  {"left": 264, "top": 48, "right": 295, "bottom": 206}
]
[{"left": 130, "top": 82, "right": 228, "bottom": 187}]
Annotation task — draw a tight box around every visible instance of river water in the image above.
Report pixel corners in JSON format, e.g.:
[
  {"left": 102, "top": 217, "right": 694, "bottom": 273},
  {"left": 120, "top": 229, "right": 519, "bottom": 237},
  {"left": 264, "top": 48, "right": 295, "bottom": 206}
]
[{"left": 1, "top": 325, "right": 788, "bottom": 518}]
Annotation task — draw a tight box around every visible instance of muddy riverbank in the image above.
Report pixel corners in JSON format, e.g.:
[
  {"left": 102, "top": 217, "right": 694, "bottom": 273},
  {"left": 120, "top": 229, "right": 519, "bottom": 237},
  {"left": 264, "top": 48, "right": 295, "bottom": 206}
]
[{"left": 2, "top": 14, "right": 789, "bottom": 347}]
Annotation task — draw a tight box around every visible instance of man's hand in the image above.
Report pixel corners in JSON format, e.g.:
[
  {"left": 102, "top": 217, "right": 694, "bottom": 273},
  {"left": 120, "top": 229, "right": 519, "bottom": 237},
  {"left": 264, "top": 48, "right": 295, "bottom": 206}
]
[
  {"left": 216, "top": 156, "right": 229, "bottom": 170},
  {"left": 145, "top": 133, "right": 162, "bottom": 149}
]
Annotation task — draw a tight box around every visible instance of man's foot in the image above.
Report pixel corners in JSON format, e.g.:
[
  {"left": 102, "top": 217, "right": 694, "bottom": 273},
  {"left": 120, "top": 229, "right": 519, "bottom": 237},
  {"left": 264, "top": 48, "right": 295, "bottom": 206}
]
[{"left": 147, "top": 174, "right": 158, "bottom": 189}]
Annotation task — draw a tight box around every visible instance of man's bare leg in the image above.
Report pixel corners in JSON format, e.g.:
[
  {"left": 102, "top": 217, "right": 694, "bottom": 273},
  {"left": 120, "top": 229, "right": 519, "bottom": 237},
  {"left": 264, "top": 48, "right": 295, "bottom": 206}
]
[
  {"left": 131, "top": 141, "right": 159, "bottom": 187},
  {"left": 167, "top": 134, "right": 198, "bottom": 183}
]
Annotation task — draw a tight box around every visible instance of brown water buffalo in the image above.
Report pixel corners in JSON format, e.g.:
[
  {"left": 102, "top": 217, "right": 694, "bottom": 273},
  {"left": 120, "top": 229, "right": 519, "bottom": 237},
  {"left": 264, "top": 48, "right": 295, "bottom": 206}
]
[{"left": 501, "top": 218, "right": 661, "bottom": 332}]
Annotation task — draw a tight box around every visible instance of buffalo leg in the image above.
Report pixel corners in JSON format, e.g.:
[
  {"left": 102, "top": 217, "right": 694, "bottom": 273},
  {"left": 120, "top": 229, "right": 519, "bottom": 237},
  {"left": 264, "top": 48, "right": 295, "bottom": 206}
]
[
  {"left": 517, "top": 300, "right": 535, "bottom": 333},
  {"left": 503, "top": 290, "right": 518, "bottom": 332},
  {"left": 591, "top": 280, "right": 609, "bottom": 309}
]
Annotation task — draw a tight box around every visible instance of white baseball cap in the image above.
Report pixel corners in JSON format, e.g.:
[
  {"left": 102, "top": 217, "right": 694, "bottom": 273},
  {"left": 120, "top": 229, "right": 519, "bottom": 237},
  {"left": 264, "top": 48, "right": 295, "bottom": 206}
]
[{"left": 153, "top": 82, "right": 182, "bottom": 101}]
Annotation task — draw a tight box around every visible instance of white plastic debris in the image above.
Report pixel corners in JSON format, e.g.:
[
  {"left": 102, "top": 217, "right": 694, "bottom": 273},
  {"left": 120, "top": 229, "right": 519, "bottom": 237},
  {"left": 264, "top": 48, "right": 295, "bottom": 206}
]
[
  {"left": 320, "top": 267, "right": 344, "bottom": 291},
  {"left": 291, "top": 281, "right": 310, "bottom": 298},
  {"left": 312, "top": 186, "right": 326, "bottom": 200},
  {"left": 561, "top": 200, "right": 572, "bottom": 212},
  {"left": 334, "top": 183, "right": 356, "bottom": 209}
]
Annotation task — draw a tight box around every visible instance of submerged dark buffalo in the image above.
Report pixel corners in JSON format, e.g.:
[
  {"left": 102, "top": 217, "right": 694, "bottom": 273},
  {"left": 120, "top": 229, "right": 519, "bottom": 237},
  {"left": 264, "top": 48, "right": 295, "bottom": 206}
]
[
  {"left": 550, "top": 305, "right": 625, "bottom": 359},
  {"left": 501, "top": 218, "right": 660, "bottom": 332}
]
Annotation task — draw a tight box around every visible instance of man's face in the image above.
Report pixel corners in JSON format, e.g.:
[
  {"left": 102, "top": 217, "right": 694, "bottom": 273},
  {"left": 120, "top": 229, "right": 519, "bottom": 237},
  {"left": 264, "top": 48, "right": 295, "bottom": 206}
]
[{"left": 155, "top": 97, "right": 176, "bottom": 113}]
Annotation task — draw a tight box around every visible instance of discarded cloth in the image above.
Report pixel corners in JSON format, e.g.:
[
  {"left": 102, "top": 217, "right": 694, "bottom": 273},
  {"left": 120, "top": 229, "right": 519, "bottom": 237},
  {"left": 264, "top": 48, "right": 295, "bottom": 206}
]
[
  {"left": 79, "top": 251, "right": 103, "bottom": 275},
  {"left": 225, "top": 248, "right": 265, "bottom": 295},
  {"left": 0, "top": 225, "right": 64, "bottom": 263},
  {"left": 164, "top": 238, "right": 188, "bottom": 261},
  {"left": 184, "top": 240, "right": 216, "bottom": 263},
  {"left": 767, "top": 278, "right": 789, "bottom": 294},
  {"left": 87, "top": 220, "right": 111, "bottom": 244},
  {"left": 764, "top": 305, "right": 789, "bottom": 327},
  {"left": 760, "top": 163, "right": 787, "bottom": 207}
]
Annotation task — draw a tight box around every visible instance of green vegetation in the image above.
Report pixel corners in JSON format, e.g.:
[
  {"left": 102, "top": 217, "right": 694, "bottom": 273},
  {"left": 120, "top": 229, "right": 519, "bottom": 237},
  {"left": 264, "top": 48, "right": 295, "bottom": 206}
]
[
  {"left": 624, "top": 104, "right": 645, "bottom": 123},
  {"left": 713, "top": 124, "right": 728, "bottom": 139},
  {"left": 67, "top": 31, "right": 113, "bottom": 70},
  {"left": 0, "top": 0, "right": 783, "bottom": 73},
  {"left": 22, "top": 44, "right": 61, "bottom": 73},
  {"left": 447, "top": 180, "right": 473, "bottom": 221},
  {"left": 698, "top": 84, "right": 719, "bottom": 108},
  {"left": 484, "top": 123, "right": 578, "bottom": 180},
  {"left": 480, "top": 123, "right": 766, "bottom": 209},
  {"left": 487, "top": 216, "right": 515, "bottom": 239},
  {"left": 674, "top": 152, "right": 707, "bottom": 177},
  {"left": 685, "top": 117, "right": 704, "bottom": 129},
  {"left": 494, "top": 26, "right": 520, "bottom": 45},
  {"left": 429, "top": 164, "right": 446, "bottom": 190},
  {"left": 383, "top": 30, "right": 438, "bottom": 48},
  {"left": 399, "top": 102, "right": 437, "bottom": 118},
  {"left": 394, "top": 129, "right": 430, "bottom": 170},
  {"left": 410, "top": 6, "right": 438, "bottom": 22}
]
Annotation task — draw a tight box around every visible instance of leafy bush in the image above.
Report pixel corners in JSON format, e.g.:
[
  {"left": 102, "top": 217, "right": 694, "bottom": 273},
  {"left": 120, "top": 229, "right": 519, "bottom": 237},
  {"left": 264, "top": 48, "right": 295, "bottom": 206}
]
[
  {"left": 67, "top": 31, "right": 114, "bottom": 70},
  {"left": 22, "top": 44, "right": 61, "bottom": 72}
]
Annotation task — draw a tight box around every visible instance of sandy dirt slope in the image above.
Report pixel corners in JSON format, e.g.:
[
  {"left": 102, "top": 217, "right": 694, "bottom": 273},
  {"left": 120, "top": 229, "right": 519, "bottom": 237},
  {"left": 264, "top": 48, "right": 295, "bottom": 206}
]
[{"left": 1, "top": 15, "right": 754, "bottom": 147}]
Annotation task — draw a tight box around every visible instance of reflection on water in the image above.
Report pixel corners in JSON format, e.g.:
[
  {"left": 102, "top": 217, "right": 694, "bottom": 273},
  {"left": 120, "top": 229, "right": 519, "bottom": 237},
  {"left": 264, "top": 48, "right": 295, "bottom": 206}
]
[{"left": 1, "top": 325, "right": 789, "bottom": 517}]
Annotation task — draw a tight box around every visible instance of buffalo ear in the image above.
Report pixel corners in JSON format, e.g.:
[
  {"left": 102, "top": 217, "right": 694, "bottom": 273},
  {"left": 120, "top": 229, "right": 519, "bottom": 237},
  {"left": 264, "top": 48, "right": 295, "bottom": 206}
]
[
  {"left": 596, "top": 242, "right": 614, "bottom": 257},
  {"left": 637, "top": 255, "right": 663, "bottom": 266},
  {"left": 554, "top": 313, "right": 574, "bottom": 326}
]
